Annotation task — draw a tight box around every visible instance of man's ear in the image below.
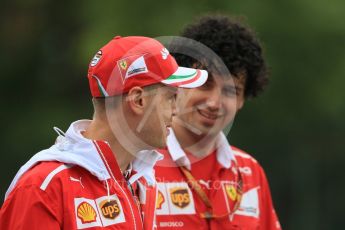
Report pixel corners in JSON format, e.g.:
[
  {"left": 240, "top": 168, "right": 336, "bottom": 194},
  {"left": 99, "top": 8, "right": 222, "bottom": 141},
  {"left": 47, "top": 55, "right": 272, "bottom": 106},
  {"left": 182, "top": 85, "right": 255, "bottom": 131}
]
[
  {"left": 126, "top": 86, "right": 146, "bottom": 115},
  {"left": 237, "top": 99, "right": 245, "bottom": 111}
]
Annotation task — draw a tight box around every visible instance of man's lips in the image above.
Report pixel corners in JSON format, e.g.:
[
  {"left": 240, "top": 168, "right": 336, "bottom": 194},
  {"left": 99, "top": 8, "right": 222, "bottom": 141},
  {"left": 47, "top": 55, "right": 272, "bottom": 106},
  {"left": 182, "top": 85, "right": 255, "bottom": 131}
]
[{"left": 197, "top": 109, "right": 222, "bottom": 120}]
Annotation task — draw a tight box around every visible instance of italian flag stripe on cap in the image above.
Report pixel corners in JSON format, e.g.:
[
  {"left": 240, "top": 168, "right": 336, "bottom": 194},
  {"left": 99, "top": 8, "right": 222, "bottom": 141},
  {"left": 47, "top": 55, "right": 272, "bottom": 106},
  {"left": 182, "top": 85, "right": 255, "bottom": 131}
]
[{"left": 161, "top": 67, "right": 208, "bottom": 88}]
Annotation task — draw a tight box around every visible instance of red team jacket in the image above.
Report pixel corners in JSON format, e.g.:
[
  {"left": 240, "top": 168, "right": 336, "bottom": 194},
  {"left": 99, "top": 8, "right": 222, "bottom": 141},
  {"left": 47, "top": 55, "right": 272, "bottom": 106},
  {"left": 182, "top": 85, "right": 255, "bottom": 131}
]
[
  {"left": 154, "top": 130, "right": 281, "bottom": 230},
  {"left": 0, "top": 120, "right": 161, "bottom": 230}
]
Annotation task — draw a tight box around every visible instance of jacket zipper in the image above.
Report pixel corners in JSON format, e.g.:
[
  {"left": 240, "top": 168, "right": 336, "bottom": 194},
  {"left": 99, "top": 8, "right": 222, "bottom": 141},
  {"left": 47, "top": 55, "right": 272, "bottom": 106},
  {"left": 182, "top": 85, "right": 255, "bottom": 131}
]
[{"left": 94, "top": 142, "right": 140, "bottom": 230}]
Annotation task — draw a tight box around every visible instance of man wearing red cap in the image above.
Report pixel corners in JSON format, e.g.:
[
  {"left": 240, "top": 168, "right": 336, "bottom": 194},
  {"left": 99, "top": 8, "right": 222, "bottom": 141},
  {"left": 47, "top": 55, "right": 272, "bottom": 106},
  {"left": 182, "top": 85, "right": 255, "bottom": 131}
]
[
  {"left": 154, "top": 15, "right": 281, "bottom": 229},
  {"left": 0, "top": 36, "right": 207, "bottom": 229}
]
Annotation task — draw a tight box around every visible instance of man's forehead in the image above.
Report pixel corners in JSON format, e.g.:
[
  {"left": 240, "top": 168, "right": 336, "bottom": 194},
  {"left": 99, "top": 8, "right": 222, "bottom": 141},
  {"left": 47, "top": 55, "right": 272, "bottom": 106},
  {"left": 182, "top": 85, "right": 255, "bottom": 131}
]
[
  {"left": 210, "top": 72, "right": 246, "bottom": 87},
  {"left": 209, "top": 73, "right": 234, "bottom": 85}
]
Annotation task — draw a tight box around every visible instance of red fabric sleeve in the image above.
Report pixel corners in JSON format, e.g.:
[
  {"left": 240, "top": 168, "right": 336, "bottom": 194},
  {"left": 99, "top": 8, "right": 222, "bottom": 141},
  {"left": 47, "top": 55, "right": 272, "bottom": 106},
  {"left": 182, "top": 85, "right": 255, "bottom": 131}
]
[
  {"left": 0, "top": 185, "right": 62, "bottom": 230},
  {"left": 258, "top": 166, "right": 282, "bottom": 230}
]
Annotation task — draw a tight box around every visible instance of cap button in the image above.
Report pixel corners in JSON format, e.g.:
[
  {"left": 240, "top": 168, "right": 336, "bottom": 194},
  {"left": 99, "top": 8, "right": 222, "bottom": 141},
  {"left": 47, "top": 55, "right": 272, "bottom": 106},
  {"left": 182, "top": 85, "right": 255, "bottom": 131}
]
[{"left": 114, "top": 36, "right": 122, "bottom": 39}]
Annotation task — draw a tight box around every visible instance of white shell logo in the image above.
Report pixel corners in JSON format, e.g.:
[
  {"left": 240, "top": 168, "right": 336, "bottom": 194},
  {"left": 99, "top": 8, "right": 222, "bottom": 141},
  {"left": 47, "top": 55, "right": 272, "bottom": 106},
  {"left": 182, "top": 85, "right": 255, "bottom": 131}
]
[
  {"left": 90, "top": 50, "right": 102, "bottom": 67},
  {"left": 161, "top": 48, "right": 169, "bottom": 60}
]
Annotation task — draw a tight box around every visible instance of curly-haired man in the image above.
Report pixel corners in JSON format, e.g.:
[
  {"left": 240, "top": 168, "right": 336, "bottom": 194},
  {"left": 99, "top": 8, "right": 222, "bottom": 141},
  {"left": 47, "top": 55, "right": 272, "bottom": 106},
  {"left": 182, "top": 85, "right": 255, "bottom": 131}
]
[{"left": 154, "top": 15, "right": 282, "bottom": 229}]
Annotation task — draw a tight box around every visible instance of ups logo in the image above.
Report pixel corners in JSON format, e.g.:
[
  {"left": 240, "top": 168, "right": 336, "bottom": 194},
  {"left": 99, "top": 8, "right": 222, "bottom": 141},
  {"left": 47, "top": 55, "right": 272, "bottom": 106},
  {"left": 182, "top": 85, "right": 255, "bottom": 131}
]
[
  {"left": 99, "top": 199, "right": 121, "bottom": 219},
  {"left": 170, "top": 187, "right": 190, "bottom": 208}
]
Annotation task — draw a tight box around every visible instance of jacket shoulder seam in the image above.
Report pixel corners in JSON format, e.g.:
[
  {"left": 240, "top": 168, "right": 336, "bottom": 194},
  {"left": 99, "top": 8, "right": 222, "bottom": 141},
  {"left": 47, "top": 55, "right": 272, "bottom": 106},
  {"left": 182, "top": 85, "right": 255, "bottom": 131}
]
[{"left": 40, "top": 164, "right": 72, "bottom": 191}]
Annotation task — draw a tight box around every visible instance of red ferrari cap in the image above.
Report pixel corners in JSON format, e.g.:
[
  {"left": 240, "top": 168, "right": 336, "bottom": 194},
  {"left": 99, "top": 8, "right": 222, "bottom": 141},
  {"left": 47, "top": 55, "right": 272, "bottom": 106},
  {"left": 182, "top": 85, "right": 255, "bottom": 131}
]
[{"left": 87, "top": 36, "right": 208, "bottom": 97}]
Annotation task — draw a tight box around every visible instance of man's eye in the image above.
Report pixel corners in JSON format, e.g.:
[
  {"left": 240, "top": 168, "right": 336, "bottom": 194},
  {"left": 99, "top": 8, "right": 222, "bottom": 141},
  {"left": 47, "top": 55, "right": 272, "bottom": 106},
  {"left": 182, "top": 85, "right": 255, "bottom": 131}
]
[
  {"left": 168, "top": 93, "right": 176, "bottom": 102},
  {"left": 223, "top": 87, "right": 237, "bottom": 96}
]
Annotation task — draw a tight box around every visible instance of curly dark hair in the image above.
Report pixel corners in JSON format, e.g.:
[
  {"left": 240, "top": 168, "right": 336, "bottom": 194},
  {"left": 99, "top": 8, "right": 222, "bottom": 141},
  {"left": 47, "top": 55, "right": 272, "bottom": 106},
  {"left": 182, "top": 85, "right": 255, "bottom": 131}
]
[{"left": 170, "top": 14, "right": 268, "bottom": 98}]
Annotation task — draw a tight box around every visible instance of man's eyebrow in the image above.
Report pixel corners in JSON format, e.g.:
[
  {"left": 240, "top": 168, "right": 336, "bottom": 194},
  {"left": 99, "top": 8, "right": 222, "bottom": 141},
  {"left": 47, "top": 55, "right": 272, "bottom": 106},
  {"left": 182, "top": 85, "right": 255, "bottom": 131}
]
[
  {"left": 235, "top": 86, "right": 243, "bottom": 91},
  {"left": 222, "top": 85, "right": 243, "bottom": 94},
  {"left": 223, "top": 84, "right": 236, "bottom": 89},
  {"left": 165, "top": 87, "right": 178, "bottom": 94}
]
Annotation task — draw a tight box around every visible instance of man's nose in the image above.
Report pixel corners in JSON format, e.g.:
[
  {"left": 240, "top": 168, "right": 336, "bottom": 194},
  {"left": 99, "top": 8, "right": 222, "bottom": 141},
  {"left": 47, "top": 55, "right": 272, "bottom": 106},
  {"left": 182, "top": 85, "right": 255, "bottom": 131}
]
[
  {"left": 206, "top": 89, "right": 221, "bottom": 111},
  {"left": 172, "top": 99, "right": 177, "bottom": 117}
]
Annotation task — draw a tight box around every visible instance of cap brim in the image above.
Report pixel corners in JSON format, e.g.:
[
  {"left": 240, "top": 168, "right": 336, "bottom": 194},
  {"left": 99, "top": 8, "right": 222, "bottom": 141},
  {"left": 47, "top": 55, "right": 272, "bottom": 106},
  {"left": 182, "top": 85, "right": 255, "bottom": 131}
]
[{"left": 161, "top": 67, "right": 208, "bottom": 88}]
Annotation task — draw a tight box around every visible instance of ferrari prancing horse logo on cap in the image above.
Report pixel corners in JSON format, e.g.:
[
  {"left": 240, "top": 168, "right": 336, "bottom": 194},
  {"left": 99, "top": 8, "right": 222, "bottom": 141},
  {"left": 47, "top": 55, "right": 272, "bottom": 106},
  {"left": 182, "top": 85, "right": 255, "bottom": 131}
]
[{"left": 117, "top": 55, "right": 148, "bottom": 82}]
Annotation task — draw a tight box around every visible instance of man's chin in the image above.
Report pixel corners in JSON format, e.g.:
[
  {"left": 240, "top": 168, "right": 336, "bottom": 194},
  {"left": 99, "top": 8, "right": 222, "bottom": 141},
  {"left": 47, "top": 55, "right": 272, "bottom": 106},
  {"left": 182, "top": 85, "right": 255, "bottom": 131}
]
[
  {"left": 193, "top": 123, "right": 223, "bottom": 136},
  {"left": 154, "top": 141, "right": 167, "bottom": 150},
  {"left": 153, "top": 136, "right": 168, "bottom": 150}
]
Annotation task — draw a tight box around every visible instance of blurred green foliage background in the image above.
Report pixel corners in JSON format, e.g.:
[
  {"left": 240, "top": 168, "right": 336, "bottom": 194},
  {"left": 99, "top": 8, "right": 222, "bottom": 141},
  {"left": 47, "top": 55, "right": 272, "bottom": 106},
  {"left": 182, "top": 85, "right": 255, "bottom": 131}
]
[{"left": 1, "top": 0, "right": 344, "bottom": 229}]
